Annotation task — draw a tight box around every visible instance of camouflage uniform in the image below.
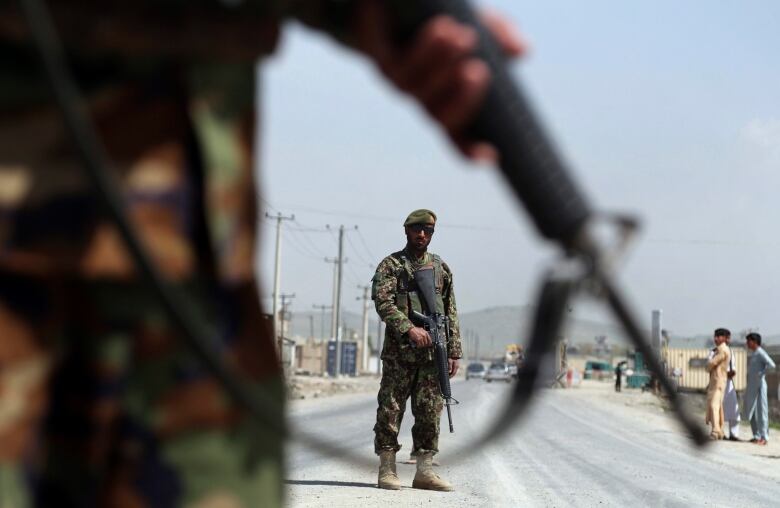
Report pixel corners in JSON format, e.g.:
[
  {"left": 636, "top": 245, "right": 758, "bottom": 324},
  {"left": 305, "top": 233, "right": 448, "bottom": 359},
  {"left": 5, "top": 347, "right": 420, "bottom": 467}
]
[
  {"left": 0, "top": 1, "right": 357, "bottom": 506},
  {"left": 372, "top": 249, "right": 461, "bottom": 457}
]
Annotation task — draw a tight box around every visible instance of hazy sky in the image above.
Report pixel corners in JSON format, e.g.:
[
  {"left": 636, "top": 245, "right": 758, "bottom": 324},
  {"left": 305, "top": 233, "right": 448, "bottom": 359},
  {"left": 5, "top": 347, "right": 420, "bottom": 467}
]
[{"left": 256, "top": 0, "right": 779, "bottom": 337}]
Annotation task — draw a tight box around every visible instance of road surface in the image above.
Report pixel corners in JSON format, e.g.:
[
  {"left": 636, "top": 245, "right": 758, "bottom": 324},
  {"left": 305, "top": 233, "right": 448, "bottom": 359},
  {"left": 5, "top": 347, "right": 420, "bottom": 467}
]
[{"left": 286, "top": 379, "right": 780, "bottom": 507}]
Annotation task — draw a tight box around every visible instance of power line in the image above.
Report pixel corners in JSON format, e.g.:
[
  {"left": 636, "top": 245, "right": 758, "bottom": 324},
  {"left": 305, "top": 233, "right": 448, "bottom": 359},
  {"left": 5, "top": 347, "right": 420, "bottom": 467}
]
[
  {"left": 355, "top": 228, "right": 378, "bottom": 265},
  {"left": 286, "top": 228, "right": 326, "bottom": 259},
  {"left": 275, "top": 203, "right": 515, "bottom": 231},
  {"left": 258, "top": 195, "right": 280, "bottom": 214},
  {"left": 279, "top": 204, "right": 397, "bottom": 223},
  {"left": 345, "top": 261, "right": 368, "bottom": 288},
  {"left": 292, "top": 217, "right": 329, "bottom": 233},
  {"left": 646, "top": 237, "right": 780, "bottom": 248},
  {"left": 291, "top": 219, "right": 330, "bottom": 257},
  {"left": 260, "top": 215, "right": 328, "bottom": 260},
  {"left": 282, "top": 229, "right": 322, "bottom": 260},
  {"left": 346, "top": 231, "right": 372, "bottom": 267},
  {"left": 259, "top": 218, "right": 327, "bottom": 235}
]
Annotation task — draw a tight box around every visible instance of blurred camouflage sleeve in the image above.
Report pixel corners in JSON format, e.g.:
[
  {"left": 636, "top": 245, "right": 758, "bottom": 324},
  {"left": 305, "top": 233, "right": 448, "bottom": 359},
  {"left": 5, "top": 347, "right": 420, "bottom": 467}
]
[
  {"left": 442, "top": 262, "right": 462, "bottom": 359},
  {"left": 372, "top": 257, "right": 414, "bottom": 336}
]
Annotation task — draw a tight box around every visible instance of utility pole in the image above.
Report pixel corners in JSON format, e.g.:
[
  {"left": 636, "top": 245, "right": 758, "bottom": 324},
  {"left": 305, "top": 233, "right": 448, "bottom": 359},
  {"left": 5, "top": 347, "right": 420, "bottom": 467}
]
[
  {"left": 265, "top": 212, "right": 294, "bottom": 357},
  {"left": 309, "top": 315, "right": 314, "bottom": 342},
  {"left": 326, "top": 224, "right": 355, "bottom": 376},
  {"left": 334, "top": 226, "right": 345, "bottom": 375},
  {"left": 357, "top": 285, "right": 371, "bottom": 373},
  {"left": 279, "top": 293, "right": 295, "bottom": 367},
  {"left": 312, "top": 304, "right": 332, "bottom": 341},
  {"left": 324, "top": 258, "right": 342, "bottom": 340},
  {"left": 324, "top": 257, "right": 341, "bottom": 377}
]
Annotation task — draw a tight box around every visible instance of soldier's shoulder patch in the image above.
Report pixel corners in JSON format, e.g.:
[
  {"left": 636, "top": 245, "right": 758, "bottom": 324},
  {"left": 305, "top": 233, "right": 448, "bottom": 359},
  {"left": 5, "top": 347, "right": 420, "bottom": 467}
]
[{"left": 378, "top": 253, "right": 403, "bottom": 272}]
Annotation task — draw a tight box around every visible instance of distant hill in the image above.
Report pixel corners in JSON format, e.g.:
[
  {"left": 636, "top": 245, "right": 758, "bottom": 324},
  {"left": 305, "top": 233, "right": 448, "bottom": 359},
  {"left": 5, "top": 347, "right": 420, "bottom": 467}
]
[
  {"left": 286, "top": 305, "right": 777, "bottom": 358},
  {"left": 287, "top": 304, "right": 634, "bottom": 358},
  {"left": 456, "top": 305, "right": 634, "bottom": 358},
  {"left": 287, "top": 309, "right": 372, "bottom": 342}
]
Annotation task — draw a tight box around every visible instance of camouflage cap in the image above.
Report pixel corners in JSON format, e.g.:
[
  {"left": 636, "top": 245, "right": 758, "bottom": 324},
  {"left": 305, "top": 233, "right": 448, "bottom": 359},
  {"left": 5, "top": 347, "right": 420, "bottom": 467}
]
[{"left": 403, "top": 209, "right": 437, "bottom": 226}]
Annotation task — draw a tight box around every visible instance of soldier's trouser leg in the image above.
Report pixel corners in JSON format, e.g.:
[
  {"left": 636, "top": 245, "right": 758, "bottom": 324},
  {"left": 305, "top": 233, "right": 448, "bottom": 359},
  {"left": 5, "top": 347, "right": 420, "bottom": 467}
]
[
  {"left": 0, "top": 276, "right": 53, "bottom": 508},
  {"left": 410, "top": 362, "right": 443, "bottom": 457},
  {"left": 0, "top": 274, "right": 283, "bottom": 508},
  {"left": 374, "top": 358, "right": 414, "bottom": 454},
  {"left": 34, "top": 281, "right": 284, "bottom": 508}
]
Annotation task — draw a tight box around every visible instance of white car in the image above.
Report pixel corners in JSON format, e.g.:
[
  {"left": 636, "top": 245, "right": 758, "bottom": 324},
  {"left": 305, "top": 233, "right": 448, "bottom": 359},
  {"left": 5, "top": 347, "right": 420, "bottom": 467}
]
[
  {"left": 465, "top": 362, "right": 486, "bottom": 380},
  {"left": 484, "top": 363, "right": 512, "bottom": 383}
]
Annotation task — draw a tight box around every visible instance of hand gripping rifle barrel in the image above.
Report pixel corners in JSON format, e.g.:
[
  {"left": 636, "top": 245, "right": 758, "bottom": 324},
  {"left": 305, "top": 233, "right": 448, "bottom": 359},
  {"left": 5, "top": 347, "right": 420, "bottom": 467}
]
[
  {"left": 410, "top": 266, "right": 458, "bottom": 433},
  {"left": 390, "top": 0, "right": 592, "bottom": 248}
]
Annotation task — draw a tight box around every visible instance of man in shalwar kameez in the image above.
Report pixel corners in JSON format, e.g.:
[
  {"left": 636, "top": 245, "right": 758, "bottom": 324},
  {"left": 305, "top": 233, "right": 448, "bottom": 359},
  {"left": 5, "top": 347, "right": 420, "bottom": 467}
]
[
  {"left": 706, "top": 329, "right": 731, "bottom": 440},
  {"left": 723, "top": 333, "right": 741, "bottom": 440},
  {"left": 744, "top": 333, "right": 776, "bottom": 445}
]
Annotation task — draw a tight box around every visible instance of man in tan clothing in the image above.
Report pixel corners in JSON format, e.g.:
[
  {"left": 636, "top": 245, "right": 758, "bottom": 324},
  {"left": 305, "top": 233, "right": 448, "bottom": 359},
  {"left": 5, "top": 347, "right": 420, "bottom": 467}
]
[{"left": 706, "top": 328, "right": 732, "bottom": 439}]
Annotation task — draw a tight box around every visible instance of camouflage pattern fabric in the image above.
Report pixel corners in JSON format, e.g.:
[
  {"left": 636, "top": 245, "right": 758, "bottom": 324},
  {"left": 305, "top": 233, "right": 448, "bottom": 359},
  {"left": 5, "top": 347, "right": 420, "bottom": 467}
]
[
  {"left": 0, "top": 1, "right": 359, "bottom": 506},
  {"left": 372, "top": 250, "right": 462, "bottom": 361},
  {"left": 373, "top": 357, "right": 443, "bottom": 456},
  {"left": 372, "top": 248, "right": 461, "bottom": 456}
]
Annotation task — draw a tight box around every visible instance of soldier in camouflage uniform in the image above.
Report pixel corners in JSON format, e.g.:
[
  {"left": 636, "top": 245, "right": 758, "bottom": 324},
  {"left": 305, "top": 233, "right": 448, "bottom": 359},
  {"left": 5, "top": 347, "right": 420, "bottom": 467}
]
[
  {"left": 372, "top": 209, "right": 462, "bottom": 492},
  {"left": 0, "top": 2, "right": 523, "bottom": 505}
]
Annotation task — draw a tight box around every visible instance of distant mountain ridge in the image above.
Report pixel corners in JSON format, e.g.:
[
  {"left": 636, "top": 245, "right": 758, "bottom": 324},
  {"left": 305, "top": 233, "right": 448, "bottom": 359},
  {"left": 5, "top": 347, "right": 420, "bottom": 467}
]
[{"left": 286, "top": 305, "right": 777, "bottom": 358}]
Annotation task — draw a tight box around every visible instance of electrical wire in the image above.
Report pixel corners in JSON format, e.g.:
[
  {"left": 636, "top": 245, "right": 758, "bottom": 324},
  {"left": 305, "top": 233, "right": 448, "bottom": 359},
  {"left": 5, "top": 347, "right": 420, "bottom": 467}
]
[
  {"left": 355, "top": 228, "right": 378, "bottom": 265},
  {"left": 345, "top": 232, "right": 373, "bottom": 267}
]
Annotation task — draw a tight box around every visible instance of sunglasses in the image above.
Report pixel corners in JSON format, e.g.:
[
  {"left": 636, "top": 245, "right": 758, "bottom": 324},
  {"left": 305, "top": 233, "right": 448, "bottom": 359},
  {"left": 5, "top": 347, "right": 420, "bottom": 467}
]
[{"left": 408, "top": 224, "right": 435, "bottom": 235}]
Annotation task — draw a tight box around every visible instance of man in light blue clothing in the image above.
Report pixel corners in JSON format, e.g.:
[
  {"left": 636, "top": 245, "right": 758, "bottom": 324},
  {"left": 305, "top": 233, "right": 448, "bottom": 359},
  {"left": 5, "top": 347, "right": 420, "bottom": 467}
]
[{"left": 744, "top": 333, "right": 776, "bottom": 445}]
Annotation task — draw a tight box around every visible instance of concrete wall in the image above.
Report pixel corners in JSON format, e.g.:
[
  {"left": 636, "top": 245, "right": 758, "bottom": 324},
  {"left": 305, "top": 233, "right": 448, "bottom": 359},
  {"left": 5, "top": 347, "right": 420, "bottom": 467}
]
[
  {"left": 294, "top": 340, "right": 326, "bottom": 375},
  {"left": 293, "top": 339, "right": 367, "bottom": 376}
]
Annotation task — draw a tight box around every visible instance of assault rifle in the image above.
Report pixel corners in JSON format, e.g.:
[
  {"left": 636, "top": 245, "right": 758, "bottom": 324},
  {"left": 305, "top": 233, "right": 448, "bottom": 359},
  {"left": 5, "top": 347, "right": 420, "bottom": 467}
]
[{"left": 409, "top": 266, "right": 459, "bottom": 433}]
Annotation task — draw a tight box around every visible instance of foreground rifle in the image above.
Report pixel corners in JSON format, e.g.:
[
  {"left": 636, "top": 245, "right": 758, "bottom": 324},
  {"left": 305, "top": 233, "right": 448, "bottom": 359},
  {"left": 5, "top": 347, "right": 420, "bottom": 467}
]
[
  {"left": 391, "top": 0, "right": 709, "bottom": 447},
  {"left": 410, "top": 266, "right": 459, "bottom": 433},
  {"left": 25, "top": 0, "right": 708, "bottom": 471}
]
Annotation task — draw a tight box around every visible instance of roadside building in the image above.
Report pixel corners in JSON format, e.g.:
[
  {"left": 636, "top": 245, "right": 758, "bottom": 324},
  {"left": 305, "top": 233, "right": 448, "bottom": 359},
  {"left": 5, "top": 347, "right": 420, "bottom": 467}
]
[{"left": 664, "top": 347, "right": 747, "bottom": 391}]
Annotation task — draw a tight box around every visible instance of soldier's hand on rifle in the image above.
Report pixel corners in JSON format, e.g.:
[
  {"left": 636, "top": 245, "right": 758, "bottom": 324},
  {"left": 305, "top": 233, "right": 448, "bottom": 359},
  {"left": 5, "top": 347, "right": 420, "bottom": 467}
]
[
  {"left": 356, "top": 0, "right": 527, "bottom": 161},
  {"left": 408, "top": 326, "right": 432, "bottom": 347},
  {"left": 448, "top": 358, "right": 459, "bottom": 378}
]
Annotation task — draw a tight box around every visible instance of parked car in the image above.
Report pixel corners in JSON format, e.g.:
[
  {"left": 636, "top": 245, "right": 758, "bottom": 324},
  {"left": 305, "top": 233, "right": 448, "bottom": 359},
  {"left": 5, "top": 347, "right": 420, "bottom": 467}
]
[
  {"left": 484, "top": 363, "right": 512, "bottom": 383},
  {"left": 584, "top": 360, "right": 614, "bottom": 381},
  {"left": 465, "top": 362, "right": 486, "bottom": 380}
]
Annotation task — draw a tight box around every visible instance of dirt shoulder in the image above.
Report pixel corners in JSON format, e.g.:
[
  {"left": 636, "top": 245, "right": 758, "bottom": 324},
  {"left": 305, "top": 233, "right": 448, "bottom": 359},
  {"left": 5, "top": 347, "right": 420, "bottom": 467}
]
[
  {"left": 287, "top": 374, "right": 381, "bottom": 401},
  {"left": 570, "top": 380, "right": 780, "bottom": 464}
]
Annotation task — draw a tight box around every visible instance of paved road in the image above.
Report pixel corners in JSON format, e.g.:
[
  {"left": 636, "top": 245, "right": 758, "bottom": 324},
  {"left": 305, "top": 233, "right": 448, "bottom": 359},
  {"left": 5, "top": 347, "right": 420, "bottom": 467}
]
[{"left": 286, "top": 379, "right": 780, "bottom": 507}]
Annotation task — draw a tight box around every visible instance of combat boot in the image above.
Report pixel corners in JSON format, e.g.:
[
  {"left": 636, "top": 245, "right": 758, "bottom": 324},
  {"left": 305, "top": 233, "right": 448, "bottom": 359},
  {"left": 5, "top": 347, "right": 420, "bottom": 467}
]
[
  {"left": 377, "top": 450, "right": 402, "bottom": 490},
  {"left": 412, "top": 453, "right": 453, "bottom": 491}
]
